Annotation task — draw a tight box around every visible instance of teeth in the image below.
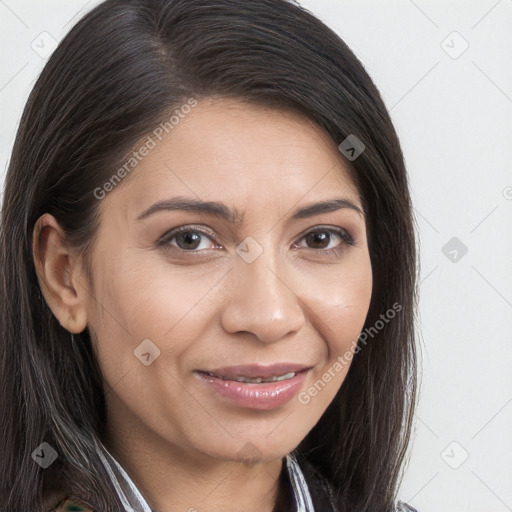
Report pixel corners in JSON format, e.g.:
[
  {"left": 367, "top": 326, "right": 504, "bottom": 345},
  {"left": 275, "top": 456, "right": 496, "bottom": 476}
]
[{"left": 206, "top": 371, "right": 296, "bottom": 383}]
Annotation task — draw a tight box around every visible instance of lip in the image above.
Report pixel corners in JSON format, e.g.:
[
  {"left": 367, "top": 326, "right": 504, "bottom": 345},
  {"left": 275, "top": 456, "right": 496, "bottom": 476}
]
[{"left": 193, "top": 363, "right": 312, "bottom": 410}]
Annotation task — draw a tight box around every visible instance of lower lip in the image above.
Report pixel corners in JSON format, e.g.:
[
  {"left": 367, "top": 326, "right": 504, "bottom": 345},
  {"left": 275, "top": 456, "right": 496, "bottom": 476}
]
[{"left": 194, "top": 370, "right": 309, "bottom": 410}]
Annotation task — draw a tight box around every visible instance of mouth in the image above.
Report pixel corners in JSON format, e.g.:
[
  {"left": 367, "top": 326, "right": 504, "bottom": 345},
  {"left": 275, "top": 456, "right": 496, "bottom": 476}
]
[
  {"left": 197, "top": 363, "right": 311, "bottom": 380},
  {"left": 193, "top": 363, "right": 312, "bottom": 410},
  {"left": 201, "top": 371, "right": 298, "bottom": 384}
]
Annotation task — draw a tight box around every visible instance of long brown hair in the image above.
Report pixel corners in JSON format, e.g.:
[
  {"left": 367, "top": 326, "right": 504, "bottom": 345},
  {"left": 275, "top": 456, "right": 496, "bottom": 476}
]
[{"left": 0, "top": 1, "right": 419, "bottom": 510}]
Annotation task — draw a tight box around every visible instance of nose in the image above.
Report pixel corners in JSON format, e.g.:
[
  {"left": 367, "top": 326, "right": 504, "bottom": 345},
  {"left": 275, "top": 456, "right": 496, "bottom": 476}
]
[{"left": 220, "top": 247, "right": 306, "bottom": 344}]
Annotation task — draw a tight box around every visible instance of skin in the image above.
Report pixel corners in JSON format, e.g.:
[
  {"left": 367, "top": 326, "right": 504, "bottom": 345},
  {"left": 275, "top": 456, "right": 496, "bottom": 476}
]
[{"left": 33, "top": 98, "right": 373, "bottom": 512}]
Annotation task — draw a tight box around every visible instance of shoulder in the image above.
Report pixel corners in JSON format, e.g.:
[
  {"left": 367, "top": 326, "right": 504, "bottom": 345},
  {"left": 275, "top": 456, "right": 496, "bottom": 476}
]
[{"left": 48, "top": 497, "right": 95, "bottom": 511}]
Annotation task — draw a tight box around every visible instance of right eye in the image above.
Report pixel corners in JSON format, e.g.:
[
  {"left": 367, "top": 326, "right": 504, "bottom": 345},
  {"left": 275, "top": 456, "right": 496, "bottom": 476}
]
[{"left": 157, "top": 225, "right": 222, "bottom": 255}]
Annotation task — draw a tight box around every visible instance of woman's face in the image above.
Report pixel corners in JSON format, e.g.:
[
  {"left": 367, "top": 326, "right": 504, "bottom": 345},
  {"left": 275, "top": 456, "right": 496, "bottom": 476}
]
[{"left": 83, "top": 97, "right": 373, "bottom": 463}]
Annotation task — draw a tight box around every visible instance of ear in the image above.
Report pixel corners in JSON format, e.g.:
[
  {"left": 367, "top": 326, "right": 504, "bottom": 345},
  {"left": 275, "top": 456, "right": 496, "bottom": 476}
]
[{"left": 32, "top": 213, "right": 88, "bottom": 334}]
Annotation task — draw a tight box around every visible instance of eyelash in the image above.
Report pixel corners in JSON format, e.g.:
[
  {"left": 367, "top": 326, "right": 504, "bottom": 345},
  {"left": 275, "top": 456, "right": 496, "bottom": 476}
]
[{"left": 157, "top": 225, "right": 355, "bottom": 257}]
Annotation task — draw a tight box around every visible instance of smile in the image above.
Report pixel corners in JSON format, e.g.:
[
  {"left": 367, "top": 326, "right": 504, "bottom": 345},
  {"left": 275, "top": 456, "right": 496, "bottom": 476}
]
[{"left": 194, "top": 363, "right": 312, "bottom": 410}]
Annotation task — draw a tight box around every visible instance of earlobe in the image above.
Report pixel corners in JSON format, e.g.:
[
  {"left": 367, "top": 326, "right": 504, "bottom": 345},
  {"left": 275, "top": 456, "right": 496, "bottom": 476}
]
[{"left": 32, "top": 213, "right": 88, "bottom": 334}]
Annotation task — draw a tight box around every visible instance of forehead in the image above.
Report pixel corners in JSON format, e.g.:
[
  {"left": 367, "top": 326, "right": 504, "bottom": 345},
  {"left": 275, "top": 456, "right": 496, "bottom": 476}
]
[{"left": 111, "top": 98, "right": 362, "bottom": 220}]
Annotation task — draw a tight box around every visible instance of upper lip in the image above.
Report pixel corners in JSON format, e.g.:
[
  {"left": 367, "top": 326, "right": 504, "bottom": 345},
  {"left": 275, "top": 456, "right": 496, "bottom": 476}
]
[{"left": 198, "top": 363, "right": 312, "bottom": 379}]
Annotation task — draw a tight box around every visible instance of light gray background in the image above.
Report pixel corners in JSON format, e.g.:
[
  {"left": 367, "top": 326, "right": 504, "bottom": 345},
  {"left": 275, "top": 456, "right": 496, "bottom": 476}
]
[{"left": 1, "top": 1, "right": 511, "bottom": 510}]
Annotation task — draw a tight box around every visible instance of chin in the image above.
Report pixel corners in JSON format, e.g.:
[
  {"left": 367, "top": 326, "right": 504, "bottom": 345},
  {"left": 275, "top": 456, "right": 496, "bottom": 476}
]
[{"left": 198, "top": 432, "right": 303, "bottom": 465}]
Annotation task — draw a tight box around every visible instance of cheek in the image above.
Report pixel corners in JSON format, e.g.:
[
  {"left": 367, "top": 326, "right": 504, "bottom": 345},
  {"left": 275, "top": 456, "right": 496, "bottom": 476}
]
[
  {"left": 294, "top": 271, "right": 372, "bottom": 415},
  {"left": 300, "top": 253, "right": 373, "bottom": 347},
  {"left": 88, "top": 255, "right": 223, "bottom": 377},
  {"left": 115, "top": 259, "right": 224, "bottom": 335},
  {"left": 295, "top": 254, "right": 372, "bottom": 397},
  {"left": 324, "top": 272, "right": 373, "bottom": 351}
]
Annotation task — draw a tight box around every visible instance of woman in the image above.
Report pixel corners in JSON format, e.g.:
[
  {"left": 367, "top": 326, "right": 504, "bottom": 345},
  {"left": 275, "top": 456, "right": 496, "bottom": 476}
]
[{"left": 0, "top": 0, "right": 420, "bottom": 511}]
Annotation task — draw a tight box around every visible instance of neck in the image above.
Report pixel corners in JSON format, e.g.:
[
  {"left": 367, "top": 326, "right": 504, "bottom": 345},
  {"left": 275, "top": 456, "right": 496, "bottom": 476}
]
[{"left": 102, "top": 419, "right": 284, "bottom": 512}]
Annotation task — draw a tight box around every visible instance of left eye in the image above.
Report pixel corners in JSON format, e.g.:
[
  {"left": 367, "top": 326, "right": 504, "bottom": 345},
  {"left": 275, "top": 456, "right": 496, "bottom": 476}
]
[
  {"left": 158, "top": 226, "right": 218, "bottom": 252},
  {"left": 294, "top": 227, "right": 354, "bottom": 252}
]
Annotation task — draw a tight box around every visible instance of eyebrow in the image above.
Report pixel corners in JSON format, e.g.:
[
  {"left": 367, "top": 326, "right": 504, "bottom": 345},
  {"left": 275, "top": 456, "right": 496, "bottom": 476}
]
[{"left": 136, "top": 196, "right": 365, "bottom": 222}]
